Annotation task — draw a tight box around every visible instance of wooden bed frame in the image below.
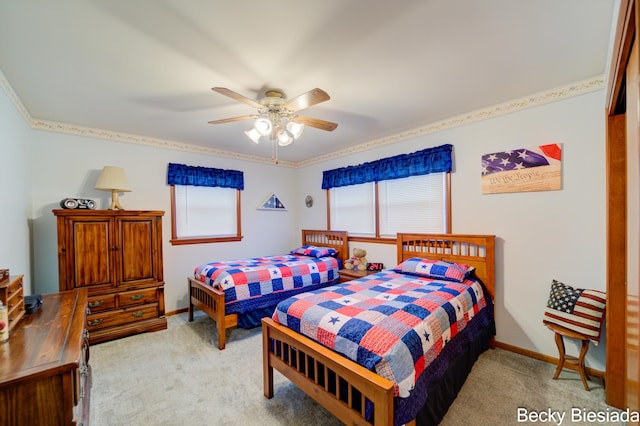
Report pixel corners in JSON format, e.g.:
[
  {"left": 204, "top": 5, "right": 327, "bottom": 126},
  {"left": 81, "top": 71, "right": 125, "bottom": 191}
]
[
  {"left": 187, "top": 229, "right": 349, "bottom": 350},
  {"left": 262, "top": 233, "right": 495, "bottom": 426}
]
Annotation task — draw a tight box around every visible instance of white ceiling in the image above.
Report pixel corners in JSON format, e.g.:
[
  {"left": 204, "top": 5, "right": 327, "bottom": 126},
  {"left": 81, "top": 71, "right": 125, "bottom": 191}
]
[{"left": 0, "top": 0, "right": 616, "bottom": 165}]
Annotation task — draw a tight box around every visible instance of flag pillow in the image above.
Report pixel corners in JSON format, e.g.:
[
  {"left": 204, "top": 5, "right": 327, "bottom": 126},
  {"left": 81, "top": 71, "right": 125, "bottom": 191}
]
[{"left": 542, "top": 280, "right": 606, "bottom": 344}]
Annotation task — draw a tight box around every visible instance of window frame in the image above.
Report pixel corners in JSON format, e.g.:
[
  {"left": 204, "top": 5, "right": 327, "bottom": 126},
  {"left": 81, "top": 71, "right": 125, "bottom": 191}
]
[
  {"left": 169, "top": 185, "right": 242, "bottom": 245},
  {"left": 326, "top": 172, "right": 451, "bottom": 241}
]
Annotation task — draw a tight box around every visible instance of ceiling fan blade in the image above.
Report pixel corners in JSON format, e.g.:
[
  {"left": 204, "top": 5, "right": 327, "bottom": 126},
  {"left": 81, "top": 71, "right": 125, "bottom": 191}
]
[
  {"left": 284, "top": 88, "right": 330, "bottom": 112},
  {"left": 208, "top": 115, "right": 255, "bottom": 124},
  {"left": 293, "top": 115, "right": 338, "bottom": 132},
  {"left": 212, "top": 87, "right": 263, "bottom": 109}
]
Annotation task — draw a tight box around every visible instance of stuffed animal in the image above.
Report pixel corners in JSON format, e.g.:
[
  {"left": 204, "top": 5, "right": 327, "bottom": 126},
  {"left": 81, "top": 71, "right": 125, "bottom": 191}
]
[{"left": 344, "top": 248, "right": 368, "bottom": 271}]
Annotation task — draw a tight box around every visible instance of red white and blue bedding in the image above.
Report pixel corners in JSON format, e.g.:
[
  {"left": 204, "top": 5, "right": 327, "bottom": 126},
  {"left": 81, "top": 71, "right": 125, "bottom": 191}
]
[
  {"left": 272, "top": 269, "right": 489, "bottom": 398},
  {"left": 194, "top": 254, "right": 340, "bottom": 316}
]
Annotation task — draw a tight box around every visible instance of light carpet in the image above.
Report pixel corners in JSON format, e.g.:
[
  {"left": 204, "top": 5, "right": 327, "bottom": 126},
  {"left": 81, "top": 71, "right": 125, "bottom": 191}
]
[{"left": 89, "top": 311, "right": 620, "bottom": 425}]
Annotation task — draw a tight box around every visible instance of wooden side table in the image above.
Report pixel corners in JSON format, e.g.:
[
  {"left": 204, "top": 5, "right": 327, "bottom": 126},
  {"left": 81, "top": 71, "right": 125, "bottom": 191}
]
[
  {"left": 546, "top": 322, "right": 591, "bottom": 391},
  {"left": 338, "top": 268, "right": 377, "bottom": 283}
]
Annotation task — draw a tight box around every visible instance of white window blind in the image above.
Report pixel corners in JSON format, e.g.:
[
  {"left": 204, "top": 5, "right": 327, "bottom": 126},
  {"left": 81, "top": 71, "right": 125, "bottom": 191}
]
[
  {"left": 174, "top": 185, "right": 237, "bottom": 238},
  {"left": 330, "top": 182, "right": 375, "bottom": 236},
  {"left": 378, "top": 173, "right": 447, "bottom": 237}
]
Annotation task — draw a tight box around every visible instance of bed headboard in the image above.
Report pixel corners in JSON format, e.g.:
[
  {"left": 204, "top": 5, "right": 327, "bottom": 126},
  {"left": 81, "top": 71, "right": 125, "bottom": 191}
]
[
  {"left": 396, "top": 233, "right": 495, "bottom": 300},
  {"left": 301, "top": 229, "right": 349, "bottom": 264}
]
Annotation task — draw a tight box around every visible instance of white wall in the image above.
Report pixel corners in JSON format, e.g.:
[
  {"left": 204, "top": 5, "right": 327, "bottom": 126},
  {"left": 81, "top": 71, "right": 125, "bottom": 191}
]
[
  {"left": 28, "top": 130, "right": 299, "bottom": 312},
  {"left": 298, "top": 90, "right": 607, "bottom": 370},
  {"left": 1, "top": 81, "right": 608, "bottom": 371},
  {"left": 0, "top": 84, "right": 32, "bottom": 290}
]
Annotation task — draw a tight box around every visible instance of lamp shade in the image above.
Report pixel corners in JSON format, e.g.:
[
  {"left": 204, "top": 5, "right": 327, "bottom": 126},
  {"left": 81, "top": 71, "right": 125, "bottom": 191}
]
[
  {"left": 244, "top": 128, "right": 262, "bottom": 144},
  {"left": 95, "top": 166, "right": 131, "bottom": 192},
  {"left": 287, "top": 121, "right": 304, "bottom": 139},
  {"left": 254, "top": 117, "right": 273, "bottom": 136},
  {"left": 277, "top": 131, "right": 293, "bottom": 146}
]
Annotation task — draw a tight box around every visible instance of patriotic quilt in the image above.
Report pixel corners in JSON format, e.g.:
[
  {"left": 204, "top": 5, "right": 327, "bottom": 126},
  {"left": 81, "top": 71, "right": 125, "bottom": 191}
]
[
  {"left": 543, "top": 279, "right": 606, "bottom": 344},
  {"left": 194, "top": 254, "right": 339, "bottom": 311},
  {"left": 272, "top": 270, "right": 489, "bottom": 397}
]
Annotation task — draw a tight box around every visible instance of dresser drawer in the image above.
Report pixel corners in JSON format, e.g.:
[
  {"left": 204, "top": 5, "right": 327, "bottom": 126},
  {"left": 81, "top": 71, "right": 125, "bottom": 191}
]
[
  {"left": 6, "top": 275, "right": 23, "bottom": 296},
  {"left": 1, "top": 275, "right": 26, "bottom": 331},
  {"left": 87, "top": 294, "right": 117, "bottom": 312},
  {"left": 86, "top": 303, "right": 158, "bottom": 331},
  {"left": 73, "top": 345, "right": 91, "bottom": 425},
  {"left": 6, "top": 284, "right": 23, "bottom": 316},
  {"left": 118, "top": 288, "right": 158, "bottom": 307}
]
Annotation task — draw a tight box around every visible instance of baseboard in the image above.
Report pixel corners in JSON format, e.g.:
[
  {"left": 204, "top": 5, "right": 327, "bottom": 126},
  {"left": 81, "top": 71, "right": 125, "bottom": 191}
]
[
  {"left": 166, "top": 307, "right": 188, "bottom": 316},
  {"left": 494, "top": 340, "right": 605, "bottom": 380}
]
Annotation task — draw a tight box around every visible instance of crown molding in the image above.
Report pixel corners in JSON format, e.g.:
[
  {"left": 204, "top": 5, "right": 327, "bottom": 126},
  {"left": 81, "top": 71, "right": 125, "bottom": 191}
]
[
  {"left": 1, "top": 69, "right": 603, "bottom": 169},
  {"left": 295, "top": 76, "right": 605, "bottom": 168},
  {"left": 0, "top": 70, "right": 32, "bottom": 125},
  {"left": 29, "top": 118, "right": 297, "bottom": 167}
]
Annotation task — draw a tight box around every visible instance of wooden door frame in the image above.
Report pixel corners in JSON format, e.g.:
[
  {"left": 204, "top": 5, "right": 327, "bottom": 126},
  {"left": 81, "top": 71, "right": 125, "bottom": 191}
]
[{"left": 605, "top": 0, "right": 636, "bottom": 410}]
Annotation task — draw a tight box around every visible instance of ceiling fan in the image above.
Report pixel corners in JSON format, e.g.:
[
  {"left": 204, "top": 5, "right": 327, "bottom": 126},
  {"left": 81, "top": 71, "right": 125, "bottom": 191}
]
[{"left": 208, "top": 87, "right": 338, "bottom": 148}]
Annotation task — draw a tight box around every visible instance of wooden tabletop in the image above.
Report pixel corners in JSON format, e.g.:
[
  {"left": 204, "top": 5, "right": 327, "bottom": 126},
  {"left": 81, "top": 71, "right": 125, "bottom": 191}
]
[{"left": 0, "top": 289, "right": 88, "bottom": 386}]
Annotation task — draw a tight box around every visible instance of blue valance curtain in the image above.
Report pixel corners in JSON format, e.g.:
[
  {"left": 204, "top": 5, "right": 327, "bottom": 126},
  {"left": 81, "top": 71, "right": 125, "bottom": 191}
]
[
  {"left": 167, "top": 163, "right": 244, "bottom": 190},
  {"left": 321, "top": 144, "right": 452, "bottom": 189}
]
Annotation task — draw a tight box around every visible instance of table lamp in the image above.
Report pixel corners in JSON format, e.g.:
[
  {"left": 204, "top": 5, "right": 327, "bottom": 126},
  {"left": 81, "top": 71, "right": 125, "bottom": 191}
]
[{"left": 95, "top": 166, "right": 131, "bottom": 210}]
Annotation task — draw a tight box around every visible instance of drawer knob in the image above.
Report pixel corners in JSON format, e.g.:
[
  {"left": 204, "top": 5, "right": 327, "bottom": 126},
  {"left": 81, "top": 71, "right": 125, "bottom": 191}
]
[
  {"left": 132, "top": 311, "right": 145, "bottom": 318},
  {"left": 87, "top": 319, "right": 103, "bottom": 327},
  {"left": 130, "top": 294, "right": 144, "bottom": 301},
  {"left": 88, "top": 300, "right": 105, "bottom": 308}
]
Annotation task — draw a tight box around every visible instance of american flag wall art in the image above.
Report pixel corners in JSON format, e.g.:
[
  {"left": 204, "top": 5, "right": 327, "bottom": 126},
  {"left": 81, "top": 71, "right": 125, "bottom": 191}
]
[{"left": 481, "top": 143, "right": 562, "bottom": 194}]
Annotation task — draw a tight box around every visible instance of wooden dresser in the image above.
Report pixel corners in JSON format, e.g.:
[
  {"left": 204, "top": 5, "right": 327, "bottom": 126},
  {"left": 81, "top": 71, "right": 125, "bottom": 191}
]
[
  {"left": 0, "top": 275, "right": 25, "bottom": 331},
  {"left": 0, "top": 289, "right": 90, "bottom": 426},
  {"left": 54, "top": 210, "right": 167, "bottom": 344}
]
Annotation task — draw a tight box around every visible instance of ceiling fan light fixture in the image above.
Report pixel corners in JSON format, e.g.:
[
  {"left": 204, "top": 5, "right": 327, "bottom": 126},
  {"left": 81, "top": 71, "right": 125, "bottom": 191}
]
[
  {"left": 254, "top": 117, "right": 272, "bottom": 136},
  {"left": 209, "top": 86, "right": 337, "bottom": 163},
  {"left": 245, "top": 128, "right": 261, "bottom": 143},
  {"left": 287, "top": 121, "right": 304, "bottom": 139},
  {"left": 277, "top": 130, "right": 293, "bottom": 146}
]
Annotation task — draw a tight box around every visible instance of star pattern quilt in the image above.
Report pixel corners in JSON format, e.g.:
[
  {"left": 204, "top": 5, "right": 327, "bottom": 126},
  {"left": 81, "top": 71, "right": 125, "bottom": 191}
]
[
  {"left": 272, "top": 270, "right": 488, "bottom": 397},
  {"left": 194, "top": 254, "right": 339, "bottom": 310}
]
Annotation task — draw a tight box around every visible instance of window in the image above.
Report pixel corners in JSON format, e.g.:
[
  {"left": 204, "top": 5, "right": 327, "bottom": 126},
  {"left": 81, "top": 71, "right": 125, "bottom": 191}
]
[
  {"left": 329, "top": 182, "right": 375, "bottom": 235},
  {"left": 323, "top": 144, "right": 452, "bottom": 239},
  {"left": 329, "top": 173, "right": 449, "bottom": 237},
  {"left": 167, "top": 163, "right": 243, "bottom": 245},
  {"left": 378, "top": 173, "right": 448, "bottom": 236}
]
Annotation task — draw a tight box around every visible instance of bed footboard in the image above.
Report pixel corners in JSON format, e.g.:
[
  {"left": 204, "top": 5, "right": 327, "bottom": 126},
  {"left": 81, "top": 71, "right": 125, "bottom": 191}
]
[
  {"left": 188, "top": 277, "right": 238, "bottom": 350},
  {"left": 262, "top": 318, "right": 397, "bottom": 426}
]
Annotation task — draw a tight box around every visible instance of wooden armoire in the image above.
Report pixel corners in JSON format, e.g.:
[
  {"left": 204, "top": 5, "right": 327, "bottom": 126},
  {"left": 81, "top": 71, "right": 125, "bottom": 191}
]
[{"left": 54, "top": 209, "right": 167, "bottom": 344}]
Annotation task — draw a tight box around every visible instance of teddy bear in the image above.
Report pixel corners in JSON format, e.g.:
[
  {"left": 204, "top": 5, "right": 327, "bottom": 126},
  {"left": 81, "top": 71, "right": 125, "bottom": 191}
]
[{"left": 344, "top": 248, "right": 368, "bottom": 271}]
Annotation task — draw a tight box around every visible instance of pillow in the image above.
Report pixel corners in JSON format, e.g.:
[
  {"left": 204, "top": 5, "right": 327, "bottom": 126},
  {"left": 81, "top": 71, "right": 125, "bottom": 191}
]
[
  {"left": 543, "top": 280, "right": 606, "bottom": 345},
  {"left": 290, "top": 245, "right": 338, "bottom": 258},
  {"left": 392, "top": 257, "right": 475, "bottom": 282}
]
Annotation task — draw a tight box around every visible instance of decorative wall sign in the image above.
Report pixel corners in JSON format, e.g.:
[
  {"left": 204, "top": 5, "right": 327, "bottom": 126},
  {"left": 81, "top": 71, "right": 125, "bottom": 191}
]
[
  {"left": 258, "top": 193, "right": 287, "bottom": 210},
  {"left": 481, "top": 143, "right": 562, "bottom": 194}
]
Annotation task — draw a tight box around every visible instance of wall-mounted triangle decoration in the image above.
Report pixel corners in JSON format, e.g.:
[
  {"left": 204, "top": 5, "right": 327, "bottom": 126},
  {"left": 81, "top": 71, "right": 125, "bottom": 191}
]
[{"left": 258, "top": 193, "right": 286, "bottom": 210}]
